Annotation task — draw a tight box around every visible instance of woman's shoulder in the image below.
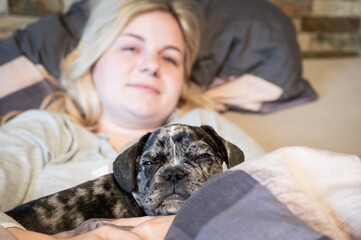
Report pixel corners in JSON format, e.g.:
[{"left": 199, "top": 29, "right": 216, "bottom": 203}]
[
  {"left": 170, "top": 108, "right": 266, "bottom": 160},
  {"left": 1, "top": 110, "right": 79, "bottom": 136},
  {"left": 4, "top": 109, "right": 70, "bottom": 126}
]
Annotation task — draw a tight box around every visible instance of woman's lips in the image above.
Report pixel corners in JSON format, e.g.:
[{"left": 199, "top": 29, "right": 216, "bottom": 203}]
[{"left": 128, "top": 83, "right": 160, "bottom": 94}]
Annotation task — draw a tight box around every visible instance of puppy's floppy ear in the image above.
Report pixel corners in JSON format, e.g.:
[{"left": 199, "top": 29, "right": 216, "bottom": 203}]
[
  {"left": 200, "top": 125, "right": 244, "bottom": 168},
  {"left": 113, "top": 132, "right": 152, "bottom": 193}
]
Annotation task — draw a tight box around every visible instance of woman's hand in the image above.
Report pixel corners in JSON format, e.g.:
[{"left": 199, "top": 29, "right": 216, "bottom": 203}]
[
  {"left": 108, "top": 215, "right": 175, "bottom": 240},
  {"left": 70, "top": 225, "right": 142, "bottom": 240},
  {"left": 130, "top": 215, "right": 175, "bottom": 240},
  {"left": 7, "top": 215, "right": 175, "bottom": 240},
  {"left": 8, "top": 226, "right": 142, "bottom": 240}
]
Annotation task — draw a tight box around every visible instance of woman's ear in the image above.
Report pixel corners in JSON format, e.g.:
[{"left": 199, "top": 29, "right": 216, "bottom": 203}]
[
  {"left": 113, "top": 132, "right": 152, "bottom": 193},
  {"left": 200, "top": 125, "right": 245, "bottom": 168}
]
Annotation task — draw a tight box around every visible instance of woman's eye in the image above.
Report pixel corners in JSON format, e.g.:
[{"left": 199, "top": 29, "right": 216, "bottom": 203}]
[
  {"left": 163, "top": 56, "right": 177, "bottom": 65},
  {"left": 122, "top": 47, "right": 138, "bottom": 52}
]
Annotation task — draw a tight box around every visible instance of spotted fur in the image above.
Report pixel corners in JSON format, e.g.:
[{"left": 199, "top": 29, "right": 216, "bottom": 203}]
[{"left": 6, "top": 124, "right": 244, "bottom": 234}]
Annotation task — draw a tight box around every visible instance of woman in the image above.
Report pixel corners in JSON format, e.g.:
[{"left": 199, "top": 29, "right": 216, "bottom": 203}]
[
  {"left": 39, "top": 0, "right": 202, "bottom": 150},
  {"left": 0, "top": 0, "right": 264, "bottom": 239}
]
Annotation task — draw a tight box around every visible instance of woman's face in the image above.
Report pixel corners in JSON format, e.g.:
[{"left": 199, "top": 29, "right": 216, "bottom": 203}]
[{"left": 92, "top": 11, "right": 185, "bottom": 129}]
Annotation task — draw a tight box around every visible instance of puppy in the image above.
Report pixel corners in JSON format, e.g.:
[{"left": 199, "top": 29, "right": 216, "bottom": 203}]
[{"left": 6, "top": 124, "right": 244, "bottom": 235}]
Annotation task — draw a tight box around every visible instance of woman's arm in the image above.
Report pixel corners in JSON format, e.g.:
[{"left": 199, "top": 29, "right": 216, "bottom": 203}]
[
  {"left": 7, "top": 216, "right": 175, "bottom": 240},
  {"left": 0, "top": 110, "right": 97, "bottom": 232},
  {"left": 8, "top": 226, "right": 142, "bottom": 240},
  {"left": 0, "top": 110, "right": 76, "bottom": 211}
]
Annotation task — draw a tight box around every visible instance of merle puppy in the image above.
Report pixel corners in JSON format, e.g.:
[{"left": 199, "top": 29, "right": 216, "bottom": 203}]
[{"left": 6, "top": 124, "right": 244, "bottom": 235}]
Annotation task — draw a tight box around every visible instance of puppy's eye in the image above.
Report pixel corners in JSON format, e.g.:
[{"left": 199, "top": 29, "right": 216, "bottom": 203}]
[
  {"left": 197, "top": 153, "right": 212, "bottom": 159},
  {"left": 142, "top": 161, "right": 155, "bottom": 166}
]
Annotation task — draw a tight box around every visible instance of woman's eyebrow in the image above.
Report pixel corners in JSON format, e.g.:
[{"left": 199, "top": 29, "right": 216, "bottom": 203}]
[
  {"left": 120, "top": 33, "right": 184, "bottom": 54},
  {"left": 119, "top": 33, "right": 144, "bottom": 41},
  {"left": 162, "top": 46, "right": 184, "bottom": 55}
]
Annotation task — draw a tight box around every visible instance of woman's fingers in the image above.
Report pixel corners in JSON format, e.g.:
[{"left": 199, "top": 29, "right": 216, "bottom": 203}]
[
  {"left": 73, "top": 225, "right": 142, "bottom": 240},
  {"left": 108, "top": 216, "right": 155, "bottom": 227},
  {"left": 131, "top": 215, "right": 176, "bottom": 240}
]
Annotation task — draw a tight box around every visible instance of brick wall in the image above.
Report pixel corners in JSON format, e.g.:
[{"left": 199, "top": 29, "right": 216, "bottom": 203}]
[
  {"left": 268, "top": 0, "right": 361, "bottom": 58},
  {"left": 1, "top": 0, "right": 360, "bottom": 58},
  {"left": 0, "top": 0, "right": 78, "bottom": 40},
  {"left": 0, "top": 0, "right": 78, "bottom": 15}
]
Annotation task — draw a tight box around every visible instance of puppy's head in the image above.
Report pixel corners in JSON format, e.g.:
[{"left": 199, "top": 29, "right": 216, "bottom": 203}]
[{"left": 113, "top": 124, "right": 244, "bottom": 215}]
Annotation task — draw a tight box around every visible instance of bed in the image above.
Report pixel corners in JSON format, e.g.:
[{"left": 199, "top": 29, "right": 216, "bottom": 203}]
[{"left": 0, "top": 0, "right": 360, "bottom": 239}]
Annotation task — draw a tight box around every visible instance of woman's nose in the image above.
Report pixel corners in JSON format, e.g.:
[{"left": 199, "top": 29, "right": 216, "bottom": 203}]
[{"left": 139, "top": 53, "right": 160, "bottom": 77}]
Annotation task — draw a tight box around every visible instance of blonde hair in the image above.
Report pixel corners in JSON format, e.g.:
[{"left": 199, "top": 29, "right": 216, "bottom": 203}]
[{"left": 41, "top": 0, "right": 202, "bottom": 131}]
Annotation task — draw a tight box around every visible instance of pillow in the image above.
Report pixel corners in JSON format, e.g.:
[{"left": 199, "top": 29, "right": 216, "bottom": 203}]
[
  {"left": 193, "top": 0, "right": 317, "bottom": 113},
  {"left": 165, "top": 147, "right": 361, "bottom": 239},
  {"left": 0, "top": 0, "right": 88, "bottom": 119},
  {"left": 0, "top": 0, "right": 317, "bottom": 118},
  {"left": 166, "top": 170, "right": 329, "bottom": 240}
]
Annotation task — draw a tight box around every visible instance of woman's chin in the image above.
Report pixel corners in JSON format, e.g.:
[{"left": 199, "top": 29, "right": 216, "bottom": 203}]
[
  {"left": 129, "top": 103, "right": 175, "bottom": 118},
  {"left": 123, "top": 107, "right": 172, "bottom": 126}
]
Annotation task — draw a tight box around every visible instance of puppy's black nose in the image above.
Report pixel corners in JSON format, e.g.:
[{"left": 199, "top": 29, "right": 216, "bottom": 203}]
[{"left": 163, "top": 167, "right": 187, "bottom": 182}]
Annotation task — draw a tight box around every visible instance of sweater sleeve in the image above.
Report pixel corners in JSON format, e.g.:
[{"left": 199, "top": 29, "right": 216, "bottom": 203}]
[{"left": 0, "top": 110, "right": 78, "bottom": 212}]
